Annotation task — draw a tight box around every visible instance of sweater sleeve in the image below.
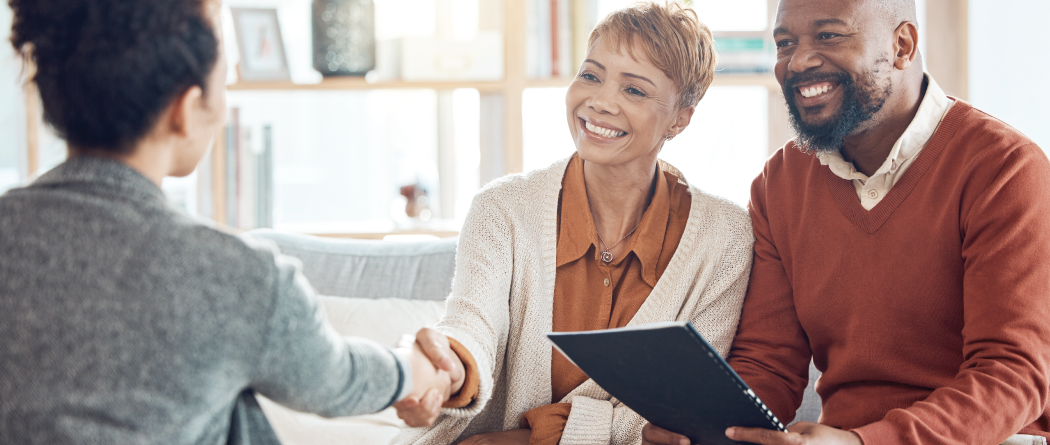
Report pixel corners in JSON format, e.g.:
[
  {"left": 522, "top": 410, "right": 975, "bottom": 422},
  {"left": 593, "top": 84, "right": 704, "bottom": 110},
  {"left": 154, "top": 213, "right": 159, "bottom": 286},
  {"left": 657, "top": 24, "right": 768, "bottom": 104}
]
[
  {"left": 248, "top": 241, "right": 407, "bottom": 418},
  {"left": 434, "top": 191, "right": 514, "bottom": 418},
  {"left": 390, "top": 189, "right": 516, "bottom": 445},
  {"left": 853, "top": 144, "right": 1050, "bottom": 444},
  {"left": 726, "top": 164, "right": 814, "bottom": 424}
]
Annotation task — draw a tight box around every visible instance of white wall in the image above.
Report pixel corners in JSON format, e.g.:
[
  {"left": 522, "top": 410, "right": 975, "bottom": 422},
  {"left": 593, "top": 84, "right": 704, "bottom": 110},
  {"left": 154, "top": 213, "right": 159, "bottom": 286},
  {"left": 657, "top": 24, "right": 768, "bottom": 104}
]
[
  {"left": 968, "top": 0, "right": 1050, "bottom": 151},
  {"left": 0, "top": 3, "right": 26, "bottom": 193}
]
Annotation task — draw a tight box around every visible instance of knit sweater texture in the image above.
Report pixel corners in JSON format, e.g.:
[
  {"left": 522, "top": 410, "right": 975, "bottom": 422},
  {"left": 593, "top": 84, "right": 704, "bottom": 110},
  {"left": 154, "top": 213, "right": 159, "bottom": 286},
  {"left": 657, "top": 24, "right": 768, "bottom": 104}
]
[
  {"left": 391, "top": 157, "right": 755, "bottom": 445},
  {"left": 0, "top": 158, "right": 409, "bottom": 444},
  {"left": 729, "top": 100, "right": 1050, "bottom": 444}
]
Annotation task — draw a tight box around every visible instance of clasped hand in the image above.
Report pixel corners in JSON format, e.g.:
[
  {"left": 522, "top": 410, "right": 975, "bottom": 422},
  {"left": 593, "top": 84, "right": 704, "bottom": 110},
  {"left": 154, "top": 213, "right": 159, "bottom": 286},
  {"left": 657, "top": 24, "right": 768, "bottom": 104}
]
[
  {"left": 391, "top": 327, "right": 467, "bottom": 427},
  {"left": 642, "top": 422, "right": 863, "bottom": 445}
]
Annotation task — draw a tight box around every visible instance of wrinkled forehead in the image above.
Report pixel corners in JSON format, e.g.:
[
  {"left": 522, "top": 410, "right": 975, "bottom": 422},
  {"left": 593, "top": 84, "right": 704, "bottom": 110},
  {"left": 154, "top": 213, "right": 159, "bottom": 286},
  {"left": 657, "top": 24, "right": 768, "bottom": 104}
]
[
  {"left": 775, "top": 0, "right": 906, "bottom": 33},
  {"left": 777, "top": 0, "right": 861, "bottom": 27}
]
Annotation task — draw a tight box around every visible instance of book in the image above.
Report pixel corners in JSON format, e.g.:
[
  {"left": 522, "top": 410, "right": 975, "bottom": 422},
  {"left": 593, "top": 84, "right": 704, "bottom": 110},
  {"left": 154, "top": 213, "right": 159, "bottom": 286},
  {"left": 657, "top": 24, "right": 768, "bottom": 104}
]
[
  {"left": 546, "top": 321, "right": 786, "bottom": 445},
  {"left": 224, "top": 108, "right": 240, "bottom": 228}
]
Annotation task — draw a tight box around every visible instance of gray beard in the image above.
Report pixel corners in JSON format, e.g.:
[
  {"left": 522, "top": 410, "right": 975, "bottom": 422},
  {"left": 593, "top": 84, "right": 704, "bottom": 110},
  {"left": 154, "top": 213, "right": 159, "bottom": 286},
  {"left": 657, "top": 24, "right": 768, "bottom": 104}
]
[{"left": 784, "top": 67, "right": 892, "bottom": 153}]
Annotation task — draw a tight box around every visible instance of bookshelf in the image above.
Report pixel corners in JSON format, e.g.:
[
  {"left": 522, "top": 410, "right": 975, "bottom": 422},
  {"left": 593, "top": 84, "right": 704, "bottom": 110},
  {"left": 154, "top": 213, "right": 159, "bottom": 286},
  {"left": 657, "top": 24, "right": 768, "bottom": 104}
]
[{"left": 19, "top": 0, "right": 971, "bottom": 238}]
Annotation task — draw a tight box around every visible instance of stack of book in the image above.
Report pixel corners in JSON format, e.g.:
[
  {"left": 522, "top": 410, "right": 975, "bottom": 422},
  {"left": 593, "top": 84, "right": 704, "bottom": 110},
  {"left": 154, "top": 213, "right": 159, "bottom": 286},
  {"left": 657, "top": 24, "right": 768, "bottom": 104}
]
[
  {"left": 201, "top": 107, "right": 274, "bottom": 230},
  {"left": 527, "top": 0, "right": 582, "bottom": 79}
]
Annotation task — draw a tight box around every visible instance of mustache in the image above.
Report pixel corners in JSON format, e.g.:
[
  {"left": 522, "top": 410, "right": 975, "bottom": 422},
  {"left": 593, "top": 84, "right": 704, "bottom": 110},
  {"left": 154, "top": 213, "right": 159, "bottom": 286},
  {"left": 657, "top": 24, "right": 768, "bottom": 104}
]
[{"left": 784, "top": 71, "right": 852, "bottom": 91}]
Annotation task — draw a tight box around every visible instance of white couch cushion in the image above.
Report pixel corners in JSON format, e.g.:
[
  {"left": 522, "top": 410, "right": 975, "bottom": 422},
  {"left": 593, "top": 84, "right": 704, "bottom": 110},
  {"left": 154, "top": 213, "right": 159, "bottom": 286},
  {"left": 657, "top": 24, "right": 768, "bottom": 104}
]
[{"left": 259, "top": 297, "right": 446, "bottom": 445}]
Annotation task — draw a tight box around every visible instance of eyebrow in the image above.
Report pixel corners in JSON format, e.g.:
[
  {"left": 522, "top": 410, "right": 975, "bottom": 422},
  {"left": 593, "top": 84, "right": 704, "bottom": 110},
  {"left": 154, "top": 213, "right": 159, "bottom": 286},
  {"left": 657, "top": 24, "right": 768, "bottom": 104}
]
[
  {"left": 623, "top": 72, "right": 656, "bottom": 87},
  {"left": 583, "top": 59, "right": 657, "bottom": 87},
  {"left": 813, "top": 18, "right": 849, "bottom": 27},
  {"left": 773, "top": 18, "right": 850, "bottom": 36},
  {"left": 584, "top": 59, "right": 605, "bottom": 70}
]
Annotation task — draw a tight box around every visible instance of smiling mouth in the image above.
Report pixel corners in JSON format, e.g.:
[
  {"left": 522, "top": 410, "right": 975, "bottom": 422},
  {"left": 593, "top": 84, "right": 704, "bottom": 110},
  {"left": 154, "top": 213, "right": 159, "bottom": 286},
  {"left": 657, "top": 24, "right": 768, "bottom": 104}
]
[
  {"left": 798, "top": 81, "right": 838, "bottom": 99},
  {"left": 580, "top": 118, "right": 627, "bottom": 138}
]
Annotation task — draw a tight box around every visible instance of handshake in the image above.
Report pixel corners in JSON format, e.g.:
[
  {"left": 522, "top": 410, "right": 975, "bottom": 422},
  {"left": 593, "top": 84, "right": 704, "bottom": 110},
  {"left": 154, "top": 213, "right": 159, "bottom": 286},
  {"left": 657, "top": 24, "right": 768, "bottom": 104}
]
[{"left": 391, "top": 327, "right": 467, "bottom": 427}]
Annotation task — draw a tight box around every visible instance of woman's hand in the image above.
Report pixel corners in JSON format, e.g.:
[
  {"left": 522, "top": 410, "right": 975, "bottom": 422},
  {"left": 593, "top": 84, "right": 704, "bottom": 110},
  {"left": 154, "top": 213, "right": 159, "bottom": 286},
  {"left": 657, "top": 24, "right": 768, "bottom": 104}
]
[
  {"left": 414, "top": 327, "right": 466, "bottom": 395},
  {"left": 642, "top": 423, "right": 690, "bottom": 445},
  {"left": 726, "top": 422, "right": 863, "bottom": 445},
  {"left": 642, "top": 422, "right": 864, "bottom": 445},
  {"left": 458, "top": 428, "right": 531, "bottom": 445}
]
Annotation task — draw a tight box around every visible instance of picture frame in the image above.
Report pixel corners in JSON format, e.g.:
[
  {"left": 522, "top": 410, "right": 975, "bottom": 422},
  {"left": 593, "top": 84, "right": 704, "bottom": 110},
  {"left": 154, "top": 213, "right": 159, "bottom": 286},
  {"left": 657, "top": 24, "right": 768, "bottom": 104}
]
[{"left": 230, "top": 8, "right": 291, "bottom": 82}]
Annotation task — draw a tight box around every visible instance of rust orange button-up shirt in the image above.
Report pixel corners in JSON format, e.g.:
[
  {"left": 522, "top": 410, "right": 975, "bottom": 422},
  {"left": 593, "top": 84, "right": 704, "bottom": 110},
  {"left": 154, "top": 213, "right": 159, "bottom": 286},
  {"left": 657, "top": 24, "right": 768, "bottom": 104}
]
[
  {"left": 522, "top": 155, "right": 691, "bottom": 445},
  {"left": 445, "top": 155, "right": 691, "bottom": 445}
]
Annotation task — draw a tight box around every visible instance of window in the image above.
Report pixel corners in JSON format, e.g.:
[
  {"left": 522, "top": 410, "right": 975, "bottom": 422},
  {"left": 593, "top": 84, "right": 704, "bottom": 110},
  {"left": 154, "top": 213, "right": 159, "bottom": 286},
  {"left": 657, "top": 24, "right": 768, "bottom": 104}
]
[{"left": 227, "top": 90, "right": 439, "bottom": 229}]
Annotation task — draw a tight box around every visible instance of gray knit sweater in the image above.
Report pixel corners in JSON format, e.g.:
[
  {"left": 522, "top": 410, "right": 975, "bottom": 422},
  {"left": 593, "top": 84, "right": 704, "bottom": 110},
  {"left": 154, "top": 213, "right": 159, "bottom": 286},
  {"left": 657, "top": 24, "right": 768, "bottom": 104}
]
[{"left": 0, "top": 157, "right": 410, "bottom": 444}]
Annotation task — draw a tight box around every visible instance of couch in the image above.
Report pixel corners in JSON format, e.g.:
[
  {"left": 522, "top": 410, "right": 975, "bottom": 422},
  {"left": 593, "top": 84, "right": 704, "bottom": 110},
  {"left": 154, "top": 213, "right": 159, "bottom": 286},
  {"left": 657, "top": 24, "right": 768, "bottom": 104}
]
[{"left": 244, "top": 229, "right": 822, "bottom": 445}]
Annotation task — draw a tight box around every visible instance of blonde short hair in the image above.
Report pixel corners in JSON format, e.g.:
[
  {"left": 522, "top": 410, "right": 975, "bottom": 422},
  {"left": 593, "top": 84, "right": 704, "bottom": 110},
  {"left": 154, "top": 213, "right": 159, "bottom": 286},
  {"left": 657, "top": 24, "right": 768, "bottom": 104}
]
[{"left": 589, "top": 1, "right": 716, "bottom": 109}]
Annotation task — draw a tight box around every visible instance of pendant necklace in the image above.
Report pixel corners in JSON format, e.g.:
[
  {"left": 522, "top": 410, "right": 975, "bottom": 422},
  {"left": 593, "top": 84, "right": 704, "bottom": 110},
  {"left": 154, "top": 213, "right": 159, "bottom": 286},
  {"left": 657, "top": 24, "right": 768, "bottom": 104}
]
[{"left": 596, "top": 225, "right": 639, "bottom": 263}]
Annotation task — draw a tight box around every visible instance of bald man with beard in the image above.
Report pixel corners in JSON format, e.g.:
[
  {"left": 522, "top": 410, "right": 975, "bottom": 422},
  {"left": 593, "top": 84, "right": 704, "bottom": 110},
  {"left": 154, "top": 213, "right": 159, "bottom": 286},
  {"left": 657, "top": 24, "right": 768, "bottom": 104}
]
[{"left": 642, "top": 0, "right": 1050, "bottom": 444}]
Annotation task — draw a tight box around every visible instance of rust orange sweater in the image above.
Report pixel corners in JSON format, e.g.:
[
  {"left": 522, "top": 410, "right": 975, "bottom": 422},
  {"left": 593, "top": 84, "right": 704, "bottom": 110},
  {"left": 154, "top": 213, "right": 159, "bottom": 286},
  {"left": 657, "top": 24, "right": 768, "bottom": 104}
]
[{"left": 729, "top": 100, "right": 1050, "bottom": 444}]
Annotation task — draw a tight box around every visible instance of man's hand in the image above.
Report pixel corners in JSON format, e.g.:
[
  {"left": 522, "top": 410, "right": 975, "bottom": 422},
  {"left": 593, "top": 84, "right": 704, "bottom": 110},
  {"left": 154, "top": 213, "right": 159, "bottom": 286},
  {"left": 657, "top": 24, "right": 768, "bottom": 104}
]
[
  {"left": 414, "top": 327, "right": 466, "bottom": 395},
  {"left": 457, "top": 428, "right": 531, "bottom": 445},
  {"left": 392, "top": 334, "right": 452, "bottom": 427},
  {"left": 642, "top": 422, "right": 863, "bottom": 445}
]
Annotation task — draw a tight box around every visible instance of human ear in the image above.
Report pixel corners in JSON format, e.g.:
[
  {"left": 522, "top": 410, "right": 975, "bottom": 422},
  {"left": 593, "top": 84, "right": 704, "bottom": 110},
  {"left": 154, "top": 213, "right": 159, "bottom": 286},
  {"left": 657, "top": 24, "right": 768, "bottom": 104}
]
[
  {"left": 668, "top": 105, "right": 695, "bottom": 137},
  {"left": 168, "top": 85, "right": 204, "bottom": 138},
  {"left": 893, "top": 22, "right": 919, "bottom": 70}
]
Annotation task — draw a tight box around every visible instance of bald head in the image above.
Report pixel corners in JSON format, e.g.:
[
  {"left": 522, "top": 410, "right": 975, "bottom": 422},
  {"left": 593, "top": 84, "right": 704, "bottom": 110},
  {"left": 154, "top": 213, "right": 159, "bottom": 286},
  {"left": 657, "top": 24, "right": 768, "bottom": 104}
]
[{"left": 869, "top": 0, "right": 917, "bottom": 32}]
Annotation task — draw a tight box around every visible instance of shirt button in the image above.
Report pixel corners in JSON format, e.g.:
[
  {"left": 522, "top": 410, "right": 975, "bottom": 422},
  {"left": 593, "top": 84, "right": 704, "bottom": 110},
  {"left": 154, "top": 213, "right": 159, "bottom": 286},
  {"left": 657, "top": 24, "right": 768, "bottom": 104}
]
[
  {"left": 603, "top": 278, "right": 610, "bottom": 287},
  {"left": 867, "top": 189, "right": 879, "bottom": 199}
]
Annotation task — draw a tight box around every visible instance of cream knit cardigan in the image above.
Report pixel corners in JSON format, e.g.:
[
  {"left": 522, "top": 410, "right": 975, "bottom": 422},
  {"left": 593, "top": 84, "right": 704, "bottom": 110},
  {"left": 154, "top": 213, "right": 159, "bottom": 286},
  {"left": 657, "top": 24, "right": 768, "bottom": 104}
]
[{"left": 391, "top": 157, "right": 754, "bottom": 445}]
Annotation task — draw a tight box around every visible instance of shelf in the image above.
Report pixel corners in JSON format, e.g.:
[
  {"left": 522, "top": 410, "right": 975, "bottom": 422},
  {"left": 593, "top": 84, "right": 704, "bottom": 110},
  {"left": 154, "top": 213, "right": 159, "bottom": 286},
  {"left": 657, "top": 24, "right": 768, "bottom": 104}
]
[
  {"left": 711, "top": 72, "right": 780, "bottom": 89},
  {"left": 227, "top": 77, "right": 507, "bottom": 92},
  {"left": 525, "top": 77, "right": 575, "bottom": 88},
  {"left": 225, "top": 73, "right": 779, "bottom": 92}
]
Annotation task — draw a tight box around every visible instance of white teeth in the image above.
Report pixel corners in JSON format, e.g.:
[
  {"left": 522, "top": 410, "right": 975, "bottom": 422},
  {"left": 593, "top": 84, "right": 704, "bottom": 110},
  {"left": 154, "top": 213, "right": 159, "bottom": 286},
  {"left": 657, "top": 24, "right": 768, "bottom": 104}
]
[
  {"left": 800, "top": 84, "right": 832, "bottom": 98},
  {"left": 585, "top": 121, "right": 626, "bottom": 138}
]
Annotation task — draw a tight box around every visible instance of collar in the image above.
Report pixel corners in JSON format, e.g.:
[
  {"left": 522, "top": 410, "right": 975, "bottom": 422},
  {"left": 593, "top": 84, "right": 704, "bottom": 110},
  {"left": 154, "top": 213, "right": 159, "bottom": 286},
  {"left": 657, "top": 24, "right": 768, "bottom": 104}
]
[
  {"left": 32, "top": 156, "right": 166, "bottom": 204},
  {"left": 816, "top": 73, "right": 953, "bottom": 182},
  {"left": 556, "top": 154, "right": 673, "bottom": 287}
]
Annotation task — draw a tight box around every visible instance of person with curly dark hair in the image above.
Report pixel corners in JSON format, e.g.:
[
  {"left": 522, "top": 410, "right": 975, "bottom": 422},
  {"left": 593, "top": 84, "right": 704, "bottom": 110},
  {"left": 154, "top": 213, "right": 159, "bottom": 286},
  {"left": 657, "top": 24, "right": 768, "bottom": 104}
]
[{"left": 0, "top": 0, "right": 453, "bottom": 442}]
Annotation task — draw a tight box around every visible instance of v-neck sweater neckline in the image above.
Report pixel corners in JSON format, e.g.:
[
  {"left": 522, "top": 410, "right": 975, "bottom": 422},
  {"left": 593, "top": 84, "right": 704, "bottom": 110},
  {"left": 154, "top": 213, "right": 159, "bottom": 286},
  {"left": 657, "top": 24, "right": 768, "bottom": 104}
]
[{"left": 823, "top": 99, "right": 969, "bottom": 233}]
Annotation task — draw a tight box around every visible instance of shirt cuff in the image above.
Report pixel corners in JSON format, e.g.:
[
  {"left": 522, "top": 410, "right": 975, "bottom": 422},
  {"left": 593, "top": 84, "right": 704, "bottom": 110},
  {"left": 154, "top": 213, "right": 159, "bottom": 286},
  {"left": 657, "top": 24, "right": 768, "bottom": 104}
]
[
  {"left": 443, "top": 336, "right": 480, "bottom": 408},
  {"left": 520, "top": 403, "right": 572, "bottom": 445},
  {"left": 389, "top": 348, "right": 414, "bottom": 406}
]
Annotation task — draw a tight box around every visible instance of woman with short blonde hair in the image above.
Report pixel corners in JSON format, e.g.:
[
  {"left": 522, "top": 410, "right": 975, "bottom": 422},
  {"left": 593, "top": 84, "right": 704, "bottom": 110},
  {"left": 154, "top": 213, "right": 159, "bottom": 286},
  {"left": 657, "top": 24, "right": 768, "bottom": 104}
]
[{"left": 394, "top": 2, "right": 752, "bottom": 444}]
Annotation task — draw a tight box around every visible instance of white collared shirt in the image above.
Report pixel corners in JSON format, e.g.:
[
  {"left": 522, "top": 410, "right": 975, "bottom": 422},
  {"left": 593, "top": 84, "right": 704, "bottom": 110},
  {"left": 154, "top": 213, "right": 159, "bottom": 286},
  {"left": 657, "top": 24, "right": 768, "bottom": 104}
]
[{"left": 816, "top": 73, "right": 954, "bottom": 210}]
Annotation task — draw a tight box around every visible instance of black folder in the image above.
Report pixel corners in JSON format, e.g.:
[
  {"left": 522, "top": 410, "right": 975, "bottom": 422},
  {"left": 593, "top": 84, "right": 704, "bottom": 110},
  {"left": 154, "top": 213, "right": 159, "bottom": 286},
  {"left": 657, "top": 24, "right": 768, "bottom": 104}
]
[{"left": 546, "top": 321, "right": 786, "bottom": 445}]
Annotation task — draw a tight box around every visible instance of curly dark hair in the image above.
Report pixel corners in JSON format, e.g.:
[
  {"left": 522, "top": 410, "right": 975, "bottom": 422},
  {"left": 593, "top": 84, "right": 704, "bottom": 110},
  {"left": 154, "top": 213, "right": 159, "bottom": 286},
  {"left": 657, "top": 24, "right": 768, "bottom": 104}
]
[{"left": 9, "top": 0, "right": 219, "bottom": 153}]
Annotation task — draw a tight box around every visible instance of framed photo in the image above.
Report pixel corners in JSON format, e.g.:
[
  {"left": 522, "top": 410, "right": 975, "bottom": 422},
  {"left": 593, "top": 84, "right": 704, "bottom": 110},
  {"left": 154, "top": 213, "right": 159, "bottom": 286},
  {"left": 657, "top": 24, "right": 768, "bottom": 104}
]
[{"left": 230, "top": 8, "right": 291, "bottom": 82}]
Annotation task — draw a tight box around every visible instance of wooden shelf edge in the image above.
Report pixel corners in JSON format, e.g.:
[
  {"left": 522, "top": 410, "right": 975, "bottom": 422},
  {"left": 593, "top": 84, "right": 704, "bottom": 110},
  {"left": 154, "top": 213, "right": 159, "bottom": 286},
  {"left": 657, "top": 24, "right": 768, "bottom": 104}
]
[
  {"left": 524, "top": 77, "right": 574, "bottom": 88},
  {"left": 227, "top": 78, "right": 507, "bottom": 92},
  {"left": 225, "top": 73, "right": 780, "bottom": 92},
  {"left": 711, "top": 72, "right": 780, "bottom": 89}
]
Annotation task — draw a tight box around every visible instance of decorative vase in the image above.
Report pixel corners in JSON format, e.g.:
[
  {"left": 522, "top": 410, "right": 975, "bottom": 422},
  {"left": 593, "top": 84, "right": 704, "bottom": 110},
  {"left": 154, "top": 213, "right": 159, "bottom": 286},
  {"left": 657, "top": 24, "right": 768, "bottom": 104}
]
[{"left": 312, "top": 0, "right": 376, "bottom": 76}]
